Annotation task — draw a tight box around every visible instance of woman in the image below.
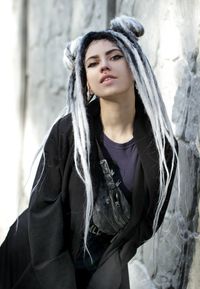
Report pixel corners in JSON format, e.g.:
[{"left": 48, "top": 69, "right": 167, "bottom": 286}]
[{"left": 0, "top": 15, "right": 178, "bottom": 289}]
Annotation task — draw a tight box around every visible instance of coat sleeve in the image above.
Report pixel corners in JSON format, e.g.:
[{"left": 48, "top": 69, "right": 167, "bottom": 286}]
[
  {"left": 120, "top": 138, "right": 178, "bottom": 265},
  {"left": 28, "top": 116, "right": 77, "bottom": 288}
]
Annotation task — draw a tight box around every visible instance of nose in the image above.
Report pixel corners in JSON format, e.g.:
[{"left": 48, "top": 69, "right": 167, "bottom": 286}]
[{"left": 100, "top": 58, "right": 111, "bottom": 73}]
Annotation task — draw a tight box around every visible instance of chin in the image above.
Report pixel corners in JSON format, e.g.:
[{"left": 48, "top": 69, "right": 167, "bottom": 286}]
[
  {"left": 98, "top": 89, "right": 130, "bottom": 100},
  {"left": 97, "top": 89, "right": 123, "bottom": 99}
]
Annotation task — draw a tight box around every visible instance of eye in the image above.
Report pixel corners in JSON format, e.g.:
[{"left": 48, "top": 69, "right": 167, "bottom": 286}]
[
  {"left": 111, "top": 54, "right": 123, "bottom": 61},
  {"left": 87, "top": 62, "right": 98, "bottom": 68}
]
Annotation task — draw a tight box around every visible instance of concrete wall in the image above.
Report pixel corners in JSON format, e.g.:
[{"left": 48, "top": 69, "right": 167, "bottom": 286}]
[
  {"left": 22, "top": 0, "right": 109, "bottom": 203},
  {"left": 115, "top": 1, "right": 200, "bottom": 288},
  {"left": 0, "top": 0, "right": 199, "bottom": 288},
  {"left": 0, "top": 0, "right": 27, "bottom": 243}
]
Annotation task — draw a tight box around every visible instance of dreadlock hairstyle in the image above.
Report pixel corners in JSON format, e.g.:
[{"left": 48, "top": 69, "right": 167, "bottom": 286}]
[{"left": 63, "top": 15, "right": 178, "bottom": 255}]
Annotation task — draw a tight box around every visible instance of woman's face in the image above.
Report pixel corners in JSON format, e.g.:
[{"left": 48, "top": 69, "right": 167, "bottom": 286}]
[{"left": 84, "top": 39, "right": 134, "bottom": 100}]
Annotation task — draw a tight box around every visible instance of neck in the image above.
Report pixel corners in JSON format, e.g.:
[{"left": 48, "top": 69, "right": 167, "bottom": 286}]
[{"left": 99, "top": 92, "right": 136, "bottom": 143}]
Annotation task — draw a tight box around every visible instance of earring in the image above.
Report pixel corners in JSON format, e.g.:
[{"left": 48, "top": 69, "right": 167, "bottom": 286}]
[
  {"left": 86, "top": 83, "right": 94, "bottom": 101},
  {"left": 87, "top": 89, "right": 94, "bottom": 101},
  {"left": 134, "top": 81, "right": 139, "bottom": 92}
]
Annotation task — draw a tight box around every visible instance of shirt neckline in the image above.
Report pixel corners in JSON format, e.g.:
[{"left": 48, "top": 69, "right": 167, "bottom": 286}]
[{"left": 102, "top": 133, "right": 135, "bottom": 150}]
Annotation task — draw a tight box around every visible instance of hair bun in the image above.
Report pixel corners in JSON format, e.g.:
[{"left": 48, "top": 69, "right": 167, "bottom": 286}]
[
  {"left": 63, "top": 36, "right": 82, "bottom": 71},
  {"left": 110, "top": 15, "right": 144, "bottom": 39}
]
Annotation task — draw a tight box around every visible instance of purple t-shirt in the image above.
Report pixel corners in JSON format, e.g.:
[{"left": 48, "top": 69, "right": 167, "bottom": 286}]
[
  {"left": 102, "top": 133, "right": 138, "bottom": 202},
  {"left": 74, "top": 133, "right": 139, "bottom": 271}
]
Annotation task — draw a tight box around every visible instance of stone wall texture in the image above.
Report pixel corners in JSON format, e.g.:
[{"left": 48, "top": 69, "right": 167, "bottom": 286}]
[{"left": 0, "top": 0, "right": 199, "bottom": 288}]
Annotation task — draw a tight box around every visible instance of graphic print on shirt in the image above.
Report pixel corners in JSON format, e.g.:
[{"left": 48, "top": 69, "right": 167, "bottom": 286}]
[{"left": 92, "top": 159, "right": 131, "bottom": 236}]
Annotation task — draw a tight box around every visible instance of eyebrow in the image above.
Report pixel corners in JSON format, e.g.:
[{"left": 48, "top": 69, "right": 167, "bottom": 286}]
[{"left": 85, "top": 48, "right": 122, "bottom": 64}]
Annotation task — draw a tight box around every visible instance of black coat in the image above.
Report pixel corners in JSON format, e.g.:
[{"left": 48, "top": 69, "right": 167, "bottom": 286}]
[{"left": 0, "top": 98, "right": 177, "bottom": 289}]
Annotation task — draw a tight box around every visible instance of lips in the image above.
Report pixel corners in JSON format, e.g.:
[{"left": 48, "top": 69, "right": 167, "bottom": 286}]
[{"left": 100, "top": 74, "right": 117, "bottom": 83}]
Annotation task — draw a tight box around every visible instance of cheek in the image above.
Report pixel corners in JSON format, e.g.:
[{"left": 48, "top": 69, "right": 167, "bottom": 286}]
[
  {"left": 123, "top": 66, "right": 134, "bottom": 84},
  {"left": 86, "top": 72, "right": 98, "bottom": 90}
]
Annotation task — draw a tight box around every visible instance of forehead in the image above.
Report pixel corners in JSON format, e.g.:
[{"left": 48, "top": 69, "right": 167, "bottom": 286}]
[{"left": 85, "top": 39, "right": 120, "bottom": 59}]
